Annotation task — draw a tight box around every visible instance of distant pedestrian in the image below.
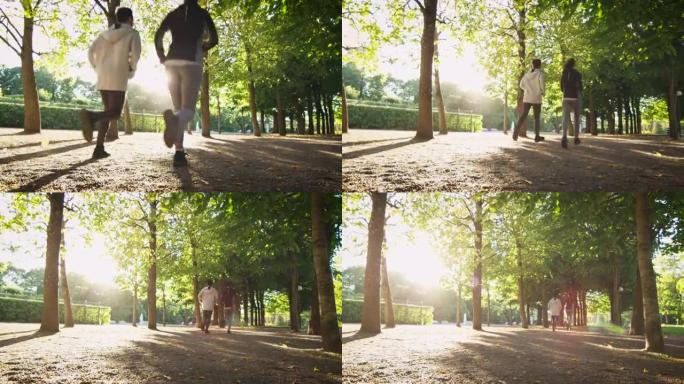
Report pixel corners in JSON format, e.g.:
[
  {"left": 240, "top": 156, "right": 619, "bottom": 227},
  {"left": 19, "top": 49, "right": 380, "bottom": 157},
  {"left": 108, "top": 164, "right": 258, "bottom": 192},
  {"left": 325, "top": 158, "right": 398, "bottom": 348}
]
[
  {"left": 548, "top": 293, "right": 563, "bottom": 332},
  {"left": 221, "top": 282, "right": 239, "bottom": 334},
  {"left": 513, "top": 58, "right": 546, "bottom": 143},
  {"left": 560, "top": 58, "right": 583, "bottom": 148},
  {"left": 80, "top": 7, "right": 141, "bottom": 159},
  {"left": 198, "top": 279, "right": 219, "bottom": 334}
]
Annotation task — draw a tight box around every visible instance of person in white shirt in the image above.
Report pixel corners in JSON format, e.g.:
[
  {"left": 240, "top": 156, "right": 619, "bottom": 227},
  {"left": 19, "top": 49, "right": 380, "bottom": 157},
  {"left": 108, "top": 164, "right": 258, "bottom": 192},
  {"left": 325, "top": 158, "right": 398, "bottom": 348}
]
[
  {"left": 513, "top": 58, "right": 546, "bottom": 143},
  {"left": 198, "top": 279, "right": 219, "bottom": 334},
  {"left": 548, "top": 293, "right": 563, "bottom": 332},
  {"left": 80, "top": 7, "right": 141, "bottom": 159}
]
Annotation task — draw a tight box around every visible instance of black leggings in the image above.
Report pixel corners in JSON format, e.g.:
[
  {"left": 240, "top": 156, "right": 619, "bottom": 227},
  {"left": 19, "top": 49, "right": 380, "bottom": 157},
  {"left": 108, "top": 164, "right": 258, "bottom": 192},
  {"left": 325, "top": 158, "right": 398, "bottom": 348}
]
[
  {"left": 515, "top": 103, "right": 541, "bottom": 136},
  {"left": 91, "top": 90, "right": 125, "bottom": 145}
]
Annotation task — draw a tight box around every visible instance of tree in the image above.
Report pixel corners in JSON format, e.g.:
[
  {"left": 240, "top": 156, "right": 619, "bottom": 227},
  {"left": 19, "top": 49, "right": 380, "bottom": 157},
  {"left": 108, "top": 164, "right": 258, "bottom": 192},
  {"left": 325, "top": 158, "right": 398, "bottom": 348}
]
[
  {"left": 415, "top": 0, "right": 438, "bottom": 140},
  {"left": 360, "top": 193, "right": 387, "bottom": 334},
  {"left": 40, "top": 193, "right": 63, "bottom": 333},
  {"left": 635, "top": 193, "right": 664, "bottom": 352},
  {"left": 310, "top": 192, "right": 342, "bottom": 353},
  {"left": 59, "top": 216, "right": 74, "bottom": 328}
]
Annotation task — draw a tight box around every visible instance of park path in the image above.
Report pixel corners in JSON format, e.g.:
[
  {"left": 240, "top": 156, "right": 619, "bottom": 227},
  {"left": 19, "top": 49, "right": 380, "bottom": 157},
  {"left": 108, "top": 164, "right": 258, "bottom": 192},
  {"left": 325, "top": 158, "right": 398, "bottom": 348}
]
[
  {"left": 342, "top": 130, "right": 684, "bottom": 192},
  {"left": 0, "top": 128, "right": 340, "bottom": 192},
  {"left": 342, "top": 324, "right": 684, "bottom": 383},
  {"left": 0, "top": 323, "right": 341, "bottom": 384}
]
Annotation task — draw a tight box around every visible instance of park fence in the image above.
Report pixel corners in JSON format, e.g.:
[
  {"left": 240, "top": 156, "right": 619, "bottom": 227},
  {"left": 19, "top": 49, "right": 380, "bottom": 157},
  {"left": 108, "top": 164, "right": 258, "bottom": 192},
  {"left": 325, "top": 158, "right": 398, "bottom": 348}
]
[
  {"left": 342, "top": 299, "right": 434, "bottom": 325},
  {"left": 0, "top": 296, "right": 111, "bottom": 325},
  {"left": 347, "top": 100, "right": 483, "bottom": 132}
]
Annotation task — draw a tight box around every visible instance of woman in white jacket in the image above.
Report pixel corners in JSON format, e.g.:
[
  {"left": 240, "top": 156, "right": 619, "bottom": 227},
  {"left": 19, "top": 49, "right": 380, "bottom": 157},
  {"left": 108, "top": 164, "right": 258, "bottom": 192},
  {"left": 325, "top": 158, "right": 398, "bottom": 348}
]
[
  {"left": 512, "top": 59, "right": 545, "bottom": 143},
  {"left": 80, "top": 7, "right": 141, "bottom": 159}
]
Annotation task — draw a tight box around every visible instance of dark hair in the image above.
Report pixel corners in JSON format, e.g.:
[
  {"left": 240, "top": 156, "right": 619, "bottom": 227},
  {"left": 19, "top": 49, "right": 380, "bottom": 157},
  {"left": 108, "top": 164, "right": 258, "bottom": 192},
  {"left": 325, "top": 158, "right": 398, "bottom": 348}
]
[
  {"left": 116, "top": 7, "right": 133, "bottom": 24},
  {"left": 184, "top": 0, "right": 199, "bottom": 5},
  {"left": 207, "top": 280, "right": 213, "bottom": 286},
  {"left": 564, "top": 58, "right": 576, "bottom": 72},
  {"left": 532, "top": 59, "right": 541, "bottom": 70}
]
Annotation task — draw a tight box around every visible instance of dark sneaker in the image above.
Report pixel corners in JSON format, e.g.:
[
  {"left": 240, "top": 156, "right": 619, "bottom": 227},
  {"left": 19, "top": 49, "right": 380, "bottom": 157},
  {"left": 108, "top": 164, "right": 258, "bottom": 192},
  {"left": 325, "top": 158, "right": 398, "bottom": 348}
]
[
  {"left": 92, "top": 145, "right": 110, "bottom": 159},
  {"left": 173, "top": 151, "right": 188, "bottom": 167},
  {"left": 80, "top": 109, "right": 94, "bottom": 142},
  {"left": 561, "top": 136, "right": 568, "bottom": 149},
  {"left": 163, "top": 110, "right": 178, "bottom": 148},
  {"left": 574, "top": 137, "right": 580, "bottom": 145},
  {"left": 534, "top": 135, "right": 545, "bottom": 142}
]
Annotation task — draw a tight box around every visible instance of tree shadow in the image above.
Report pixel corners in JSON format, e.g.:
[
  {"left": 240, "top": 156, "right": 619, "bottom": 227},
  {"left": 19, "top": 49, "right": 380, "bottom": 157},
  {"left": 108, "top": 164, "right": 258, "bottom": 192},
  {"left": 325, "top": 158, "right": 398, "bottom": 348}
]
[
  {"left": 0, "top": 139, "right": 83, "bottom": 151},
  {"left": 172, "top": 164, "right": 193, "bottom": 191},
  {"left": 342, "top": 137, "right": 409, "bottom": 148},
  {"left": 0, "top": 330, "right": 53, "bottom": 348},
  {"left": 0, "top": 142, "right": 92, "bottom": 165},
  {"left": 342, "top": 330, "right": 380, "bottom": 344},
  {"left": 343, "top": 138, "right": 426, "bottom": 160},
  {"left": 10, "top": 157, "right": 98, "bottom": 191}
]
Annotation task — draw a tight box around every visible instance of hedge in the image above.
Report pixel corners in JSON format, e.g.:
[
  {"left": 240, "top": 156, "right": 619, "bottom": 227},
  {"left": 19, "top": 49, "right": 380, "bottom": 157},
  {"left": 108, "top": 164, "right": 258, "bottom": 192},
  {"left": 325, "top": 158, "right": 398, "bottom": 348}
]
[
  {"left": 0, "top": 102, "right": 164, "bottom": 132},
  {"left": 348, "top": 102, "right": 483, "bottom": 132},
  {"left": 342, "top": 299, "right": 434, "bottom": 325},
  {"left": 0, "top": 296, "right": 111, "bottom": 325}
]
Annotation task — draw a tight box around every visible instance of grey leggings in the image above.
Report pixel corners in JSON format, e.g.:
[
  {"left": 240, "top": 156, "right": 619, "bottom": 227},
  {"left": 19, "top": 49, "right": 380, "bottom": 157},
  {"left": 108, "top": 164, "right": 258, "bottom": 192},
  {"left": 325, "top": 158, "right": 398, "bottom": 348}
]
[
  {"left": 166, "top": 64, "right": 203, "bottom": 149},
  {"left": 562, "top": 98, "right": 581, "bottom": 138}
]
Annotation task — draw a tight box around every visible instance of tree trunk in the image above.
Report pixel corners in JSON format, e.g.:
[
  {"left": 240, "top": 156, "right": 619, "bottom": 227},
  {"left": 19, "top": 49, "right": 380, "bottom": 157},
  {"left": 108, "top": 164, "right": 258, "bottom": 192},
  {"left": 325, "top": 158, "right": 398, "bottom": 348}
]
[
  {"left": 630, "top": 264, "right": 644, "bottom": 335},
  {"left": 200, "top": 64, "right": 211, "bottom": 138},
  {"left": 40, "top": 193, "right": 63, "bottom": 333},
  {"left": 503, "top": 88, "right": 508, "bottom": 134},
  {"left": 162, "top": 285, "right": 166, "bottom": 327},
  {"left": 342, "top": 81, "right": 349, "bottom": 133},
  {"left": 617, "top": 94, "right": 624, "bottom": 134},
  {"left": 123, "top": 100, "right": 133, "bottom": 135},
  {"left": 191, "top": 245, "right": 202, "bottom": 328},
  {"left": 589, "top": 92, "right": 598, "bottom": 136},
  {"left": 289, "top": 254, "right": 300, "bottom": 332},
  {"left": 296, "top": 99, "right": 306, "bottom": 134},
  {"left": 381, "top": 252, "right": 395, "bottom": 328},
  {"left": 277, "top": 92, "right": 286, "bottom": 136},
  {"left": 434, "top": 32, "right": 448, "bottom": 135},
  {"left": 308, "top": 269, "right": 321, "bottom": 335},
  {"left": 315, "top": 90, "right": 323, "bottom": 135},
  {"left": 147, "top": 200, "right": 158, "bottom": 331},
  {"left": 132, "top": 281, "right": 138, "bottom": 327},
  {"left": 307, "top": 96, "right": 315, "bottom": 134},
  {"left": 310, "top": 193, "right": 342, "bottom": 353},
  {"left": 608, "top": 101, "right": 616, "bottom": 134},
  {"left": 472, "top": 197, "right": 483, "bottom": 331},
  {"left": 245, "top": 47, "right": 261, "bottom": 137},
  {"left": 542, "top": 290, "right": 549, "bottom": 328},
  {"left": 360, "top": 193, "right": 387, "bottom": 334},
  {"left": 635, "top": 193, "right": 664, "bottom": 352},
  {"left": 514, "top": 7, "right": 528, "bottom": 138},
  {"left": 243, "top": 288, "right": 249, "bottom": 325},
  {"left": 516, "top": 242, "right": 528, "bottom": 329},
  {"left": 487, "top": 284, "right": 491, "bottom": 326},
  {"left": 667, "top": 70, "right": 680, "bottom": 139},
  {"left": 21, "top": 16, "right": 41, "bottom": 134},
  {"left": 415, "top": 0, "right": 437, "bottom": 140},
  {"left": 326, "top": 95, "right": 335, "bottom": 134},
  {"left": 59, "top": 218, "right": 73, "bottom": 328},
  {"left": 610, "top": 252, "right": 622, "bottom": 326}
]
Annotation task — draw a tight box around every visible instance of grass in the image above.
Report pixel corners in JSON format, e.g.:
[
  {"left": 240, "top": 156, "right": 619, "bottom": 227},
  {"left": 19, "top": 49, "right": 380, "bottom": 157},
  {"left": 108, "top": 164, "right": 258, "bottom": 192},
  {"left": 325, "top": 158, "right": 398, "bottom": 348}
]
[{"left": 662, "top": 324, "right": 684, "bottom": 336}]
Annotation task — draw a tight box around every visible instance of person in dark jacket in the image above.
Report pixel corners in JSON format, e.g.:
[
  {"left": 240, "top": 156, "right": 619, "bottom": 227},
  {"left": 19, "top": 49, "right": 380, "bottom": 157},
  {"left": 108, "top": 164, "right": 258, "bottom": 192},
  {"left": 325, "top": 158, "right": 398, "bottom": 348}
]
[
  {"left": 154, "top": 0, "right": 218, "bottom": 166},
  {"left": 560, "top": 58, "right": 582, "bottom": 148}
]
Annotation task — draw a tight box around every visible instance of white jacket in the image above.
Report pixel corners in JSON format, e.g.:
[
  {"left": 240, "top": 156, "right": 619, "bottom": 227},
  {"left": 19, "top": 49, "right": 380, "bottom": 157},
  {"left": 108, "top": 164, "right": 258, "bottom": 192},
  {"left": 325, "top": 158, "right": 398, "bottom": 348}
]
[
  {"left": 88, "top": 23, "right": 141, "bottom": 91},
  {"left": 519, "top": 69, "right": 545, "bottom": 104},
  {"left": 548, "top": 298, "right": 563, "bottom": 317},
  {"left": 198, "top": 286, "right": 219, "bottom": 311}
]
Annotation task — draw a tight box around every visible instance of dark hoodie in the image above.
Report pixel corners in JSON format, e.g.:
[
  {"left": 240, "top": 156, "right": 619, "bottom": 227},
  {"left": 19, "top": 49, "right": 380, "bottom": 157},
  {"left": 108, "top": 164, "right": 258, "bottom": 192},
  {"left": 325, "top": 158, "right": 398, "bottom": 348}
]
[
  {"left": 560, "top": 67, "right": 582, "bottom": 99},
  {"left": 154, "top": 0, "right": 218, "bottom": 64}
]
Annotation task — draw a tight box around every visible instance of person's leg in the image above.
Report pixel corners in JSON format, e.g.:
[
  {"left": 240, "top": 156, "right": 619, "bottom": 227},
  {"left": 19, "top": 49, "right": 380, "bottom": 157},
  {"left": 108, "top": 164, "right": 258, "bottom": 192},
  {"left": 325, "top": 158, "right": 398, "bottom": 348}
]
[
  {"left": 574, "top": 98, "right": 581, "bottom": 144},
  {"left": 175, "top": 65, "right": 203, "bottom": 152},
  {"left": 203, "top": 310, "right": 211, "bottom": 332},
  {"left": 95, "top": 91, "right": 125, "bottom": 146},
  {"left": 163, "top": 67, "right": 182, "bottom": 148},
  {"left": 532, "top": 103, "right": 543, "bottom": 141},
  {"left": 561, "top": 100, "right": 572, "bottom": 148},
  {"left": 513, "top": 103, "right": 532, "bottom": 140},
  {"left": 226, "top": 309, "right": 233, "bottom": 333}
]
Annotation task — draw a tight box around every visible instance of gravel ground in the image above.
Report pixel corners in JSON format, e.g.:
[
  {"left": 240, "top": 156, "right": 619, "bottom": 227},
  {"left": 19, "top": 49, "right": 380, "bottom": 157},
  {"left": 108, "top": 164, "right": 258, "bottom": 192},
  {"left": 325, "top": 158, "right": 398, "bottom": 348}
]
[
  {"left": 342, "top": 323, "right": 684, "bottom": 384},
  {"left": 0, "top": 323, "right": 341, "bottom": 384},
  {"left": 0, "top": 128, "right": 340, "bottom": 192},
  {"left": 342, "top": 130, "right": 684, "bottom": 192}
]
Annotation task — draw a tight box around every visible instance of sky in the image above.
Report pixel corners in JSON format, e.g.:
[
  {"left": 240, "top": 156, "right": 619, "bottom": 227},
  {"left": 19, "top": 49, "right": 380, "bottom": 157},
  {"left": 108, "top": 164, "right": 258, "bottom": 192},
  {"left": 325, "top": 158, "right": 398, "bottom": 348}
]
[
  {"left": 0, "top": 5, "right": 170, "bottom": 96},
  {"left": 343, "top": 3, "right": 488, "bottom": 95},
  {"left": 342, "top": 212, "right": 449, "bottom": 289},
  {"left": 0, "top": 196, "right": 118, "bottom": 287}
]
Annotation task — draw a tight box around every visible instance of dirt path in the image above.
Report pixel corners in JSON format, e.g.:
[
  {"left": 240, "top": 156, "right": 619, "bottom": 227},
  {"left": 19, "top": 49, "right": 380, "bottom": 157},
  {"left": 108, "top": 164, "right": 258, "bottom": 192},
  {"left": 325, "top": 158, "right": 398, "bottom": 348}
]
[
  {"left": 342, "top": 324, "right": 684, "bottom": 383},
  {"left": 342, "top": 130, "right": 684, "bottom": 192},
  {"left": 0, "top": 128, "right": 340, "bottom": 192},
  {"left": 0, "top": 323, "right": 341, "bottom": 384}
]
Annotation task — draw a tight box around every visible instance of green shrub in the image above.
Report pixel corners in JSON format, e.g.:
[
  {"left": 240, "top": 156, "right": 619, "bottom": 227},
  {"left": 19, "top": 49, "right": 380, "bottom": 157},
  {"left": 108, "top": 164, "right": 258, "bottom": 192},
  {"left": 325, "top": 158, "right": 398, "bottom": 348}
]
[
  {"left": 348, "top": 102, "right": 483, "bottom": 132},
  {"left": 0, "top": 102, "right": 165, "bottom": 132},
  {"left": 342, "top": 299, "right": 434, "bottom": 325},
  {"left": 0, "top": 297, "right": 111, "bottom": 325}
]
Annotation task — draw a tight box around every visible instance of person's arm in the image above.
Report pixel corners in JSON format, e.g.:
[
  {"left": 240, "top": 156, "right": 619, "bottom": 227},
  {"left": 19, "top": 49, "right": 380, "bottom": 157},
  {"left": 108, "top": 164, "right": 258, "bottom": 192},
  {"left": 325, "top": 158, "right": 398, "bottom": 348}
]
[
  {"left": 198, "top": 289, "right": 203, "bottom": 304},
  {"left": 154, "top": 14, "right": 171, "bottom": 63},
  {"left": 128, "top": 31, "right": 142, "bottom": 78},
  {"left": 88, "top": 36, "right": 101, "bottom": 69},
  {"left": 202, "top": 11, "right": 219, "bottom": 51},
  {"left": 540, "top": 72, "right": 545, "bottom": 96}
]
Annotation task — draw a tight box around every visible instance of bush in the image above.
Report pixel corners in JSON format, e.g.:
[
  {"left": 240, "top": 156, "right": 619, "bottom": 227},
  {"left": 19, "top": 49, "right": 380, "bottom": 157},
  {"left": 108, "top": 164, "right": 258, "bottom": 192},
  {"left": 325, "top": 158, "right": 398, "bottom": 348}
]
[
  {"left": 348, "top": 102, "right": 483, "bottom": 132},
  {"left": 0, "top": 297, "right": 111, "bottom": 325},
  {"left": 342, "top": 299, "right": 434, "bottom": 325},
  {"left": 0, "top": 102, "right": 164, "bottom": 132}
]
